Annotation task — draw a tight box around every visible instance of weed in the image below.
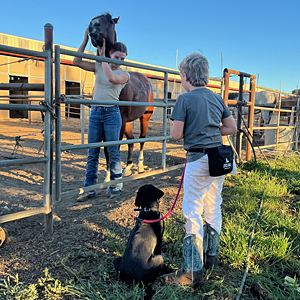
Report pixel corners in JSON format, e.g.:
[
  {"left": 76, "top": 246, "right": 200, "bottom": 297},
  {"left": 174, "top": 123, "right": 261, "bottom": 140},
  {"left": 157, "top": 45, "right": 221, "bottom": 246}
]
[{"left": 2, "top": 154, "right": 300, "bottom": 299}]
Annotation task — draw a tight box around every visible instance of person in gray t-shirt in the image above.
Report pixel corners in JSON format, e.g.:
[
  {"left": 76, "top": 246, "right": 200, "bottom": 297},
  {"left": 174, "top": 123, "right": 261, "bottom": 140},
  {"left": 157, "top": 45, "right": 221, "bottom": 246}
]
[{"left": 163, "top": 52, "right": 237, "bottom": 287}]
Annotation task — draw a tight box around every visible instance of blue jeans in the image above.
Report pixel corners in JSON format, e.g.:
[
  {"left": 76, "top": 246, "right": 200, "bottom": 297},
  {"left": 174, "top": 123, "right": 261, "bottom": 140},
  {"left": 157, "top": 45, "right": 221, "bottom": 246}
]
[{"left": 83, "top": 105, "right": 122, "bottom": 193}]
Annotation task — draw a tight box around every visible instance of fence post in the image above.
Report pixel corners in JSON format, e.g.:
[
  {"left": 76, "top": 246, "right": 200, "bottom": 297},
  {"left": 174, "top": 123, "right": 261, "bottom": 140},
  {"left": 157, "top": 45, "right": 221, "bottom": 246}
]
[
  {"left": 275, "top": 81, "right": 282, "bottom": 147},
  {"left": 162, "top": 72, "right": 168, "bottom": 170},
  {"left": 55, "top": 45, "right": 62, "bottom": 202},
  {"left": 246, "top": 76, "right": 256, "bottom": 161},
  {"left": 294, "top": 96, "right": 300, "bottom": 151},
  {"left": 44, "top": 23, "right": 54, "bottom": 234},
  {"left": 235, "top": 75, "right": 244, "bottom": 161}
]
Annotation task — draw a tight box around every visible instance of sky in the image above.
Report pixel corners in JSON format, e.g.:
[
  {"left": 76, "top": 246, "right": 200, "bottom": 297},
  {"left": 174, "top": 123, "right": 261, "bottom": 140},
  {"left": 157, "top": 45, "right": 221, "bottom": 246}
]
[{"left": 1, "top": 0, "right": 299, "bottom": 93}]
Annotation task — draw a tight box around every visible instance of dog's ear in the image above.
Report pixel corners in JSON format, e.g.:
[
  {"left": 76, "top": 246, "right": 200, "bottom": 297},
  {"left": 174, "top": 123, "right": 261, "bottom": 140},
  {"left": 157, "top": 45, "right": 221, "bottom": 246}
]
[
  {"left": 135, "top": 184, "right": 164, "bottom": 207},
  {"left": 135, "top": 190, "right": 142, "bottom": 207},
  {"left": 153, "top": 186, "right": 164, "bottom": 200},
  {"left": 135, "top": 185, "right": 146, "bottom": 207}
]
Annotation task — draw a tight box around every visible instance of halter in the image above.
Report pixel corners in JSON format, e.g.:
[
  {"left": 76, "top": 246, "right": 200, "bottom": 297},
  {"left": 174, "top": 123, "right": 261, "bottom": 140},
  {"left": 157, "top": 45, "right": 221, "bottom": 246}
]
[{"left": 134, "top": 158, "right": 187, "bottom": 223}]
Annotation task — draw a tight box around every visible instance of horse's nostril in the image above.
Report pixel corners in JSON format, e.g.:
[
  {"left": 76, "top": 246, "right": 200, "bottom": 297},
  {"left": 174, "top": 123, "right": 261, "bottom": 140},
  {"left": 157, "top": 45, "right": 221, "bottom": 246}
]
[{"left": 89, "top": 32, "right": 97, "bottom": 38}]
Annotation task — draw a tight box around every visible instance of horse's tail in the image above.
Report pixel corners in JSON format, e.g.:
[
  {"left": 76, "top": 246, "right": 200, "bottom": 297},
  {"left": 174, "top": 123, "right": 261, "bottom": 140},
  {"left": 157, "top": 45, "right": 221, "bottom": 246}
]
[{"left": 145, "top": 78, "right": 154, "bottom": 115}]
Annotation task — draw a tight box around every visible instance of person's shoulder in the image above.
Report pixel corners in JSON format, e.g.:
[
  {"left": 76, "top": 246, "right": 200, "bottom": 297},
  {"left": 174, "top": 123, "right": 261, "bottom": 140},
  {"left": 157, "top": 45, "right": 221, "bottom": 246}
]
[{"left": 204, "top": 89, "right": 223, "bottom": 100}]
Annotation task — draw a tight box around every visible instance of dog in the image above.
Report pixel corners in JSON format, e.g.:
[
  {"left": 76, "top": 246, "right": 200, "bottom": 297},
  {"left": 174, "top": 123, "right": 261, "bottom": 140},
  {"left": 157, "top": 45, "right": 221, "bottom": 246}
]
[{"left": 113, "top": 184, "right": 165, "bottom": 285}]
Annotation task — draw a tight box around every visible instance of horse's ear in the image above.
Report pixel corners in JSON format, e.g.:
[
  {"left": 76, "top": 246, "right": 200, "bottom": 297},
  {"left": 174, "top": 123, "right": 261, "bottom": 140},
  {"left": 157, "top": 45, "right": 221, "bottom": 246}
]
[{"left": 113, "top": 17, "right": 120, "bottom": 24}]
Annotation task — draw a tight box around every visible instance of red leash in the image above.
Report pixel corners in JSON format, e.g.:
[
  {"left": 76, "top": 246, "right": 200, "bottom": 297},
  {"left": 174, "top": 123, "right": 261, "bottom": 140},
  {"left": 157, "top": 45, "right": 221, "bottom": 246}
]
[{"left": 134, "top": 159, "right": 187, "bottom": 223}]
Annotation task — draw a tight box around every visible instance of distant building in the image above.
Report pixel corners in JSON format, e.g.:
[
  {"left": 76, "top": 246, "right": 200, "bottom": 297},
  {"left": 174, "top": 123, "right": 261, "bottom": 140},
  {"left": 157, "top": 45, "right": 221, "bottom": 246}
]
[{"left": 0, "top": 32, "right": 242, "bottom": 122}]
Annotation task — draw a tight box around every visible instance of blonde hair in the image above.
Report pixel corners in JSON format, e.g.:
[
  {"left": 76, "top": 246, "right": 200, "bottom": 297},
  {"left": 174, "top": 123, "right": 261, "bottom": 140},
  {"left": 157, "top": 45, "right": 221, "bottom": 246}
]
[{"left": 179, "top": 52, "right": 209, "bottom": 87}]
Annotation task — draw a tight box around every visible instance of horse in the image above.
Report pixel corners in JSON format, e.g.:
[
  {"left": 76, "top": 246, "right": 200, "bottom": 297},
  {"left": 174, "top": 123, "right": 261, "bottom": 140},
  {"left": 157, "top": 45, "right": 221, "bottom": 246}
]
[
  {"left": 88, "top": 13, "right": 154, "bottom": 177},
  {"left": 275, "top": 96, "right": 298, "bottom": 125},
  {"left": 228, "top": 91, "right": 279, "bottom": 125}
]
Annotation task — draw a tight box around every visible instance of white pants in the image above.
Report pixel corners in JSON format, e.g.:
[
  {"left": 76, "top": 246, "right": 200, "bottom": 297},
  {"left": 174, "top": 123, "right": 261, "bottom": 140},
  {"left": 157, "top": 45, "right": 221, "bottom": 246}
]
[{"left": 182, "top": 155, "right": 225, "bottom": 239}]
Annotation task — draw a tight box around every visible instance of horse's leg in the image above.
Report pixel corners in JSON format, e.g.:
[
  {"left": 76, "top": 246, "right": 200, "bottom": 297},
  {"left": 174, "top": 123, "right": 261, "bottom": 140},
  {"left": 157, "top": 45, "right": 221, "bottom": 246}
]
[
  {"left": 138, "top": 111, "right": 152, "bottom": 173},
  {"left": 103, "top": 139, "right": 110, "bottom": 182},
  {"left": 123, "top": 122, "right": 134, "bottom": 177}
]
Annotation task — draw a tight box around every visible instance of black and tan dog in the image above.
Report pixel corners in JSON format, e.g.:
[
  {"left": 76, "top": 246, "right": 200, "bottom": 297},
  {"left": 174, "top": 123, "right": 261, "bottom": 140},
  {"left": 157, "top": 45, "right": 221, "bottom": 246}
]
[{"left": 113, "top": 184, "right": 165, "bottom": 285}]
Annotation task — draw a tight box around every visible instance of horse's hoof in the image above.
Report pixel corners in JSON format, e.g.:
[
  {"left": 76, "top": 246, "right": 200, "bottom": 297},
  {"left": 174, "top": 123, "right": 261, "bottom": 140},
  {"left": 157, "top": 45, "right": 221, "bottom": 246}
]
[
  {"left": 138, "top": 166, "right": 144, "bottom": 173},
  {"left": 0, "top": 227, "right": 6, "bottom": 248},
  {"left": 104, "top": 171, "right": 110, "bottom": 183},
  {"left": 123, "top": 168, "right": 132, "bottom": 177}
]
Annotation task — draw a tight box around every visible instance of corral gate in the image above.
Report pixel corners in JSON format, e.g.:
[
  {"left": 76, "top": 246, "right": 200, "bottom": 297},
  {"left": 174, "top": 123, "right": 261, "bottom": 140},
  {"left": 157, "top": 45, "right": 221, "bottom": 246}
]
[
  {"left": 1, "top": 25, "right": 299, "bottom": 236},
  {"left": 54, "top": 45, "right": 182, "bottom": 202},
  {"left": 0, "top": 24, "right": 54, "bottom": 233}
]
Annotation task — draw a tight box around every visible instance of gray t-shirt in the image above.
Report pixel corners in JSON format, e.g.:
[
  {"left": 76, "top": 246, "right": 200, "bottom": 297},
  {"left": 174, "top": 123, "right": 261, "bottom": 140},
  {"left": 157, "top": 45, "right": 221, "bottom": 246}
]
[
  {"left": 171, "top": 87, "right": 231, "bottom": 162},
  {"left": 93, "top": 62, "right": 130, "bottom": 107}
]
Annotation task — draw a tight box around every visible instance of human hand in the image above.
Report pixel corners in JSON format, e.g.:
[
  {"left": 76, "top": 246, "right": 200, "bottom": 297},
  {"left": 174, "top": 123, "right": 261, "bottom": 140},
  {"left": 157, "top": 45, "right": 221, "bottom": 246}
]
[
  {"left": 84, "top": 27, "right": 89, "bottom": 43},
  {"left": 97, "top": 39, "right": 106, "bottom": 57}
]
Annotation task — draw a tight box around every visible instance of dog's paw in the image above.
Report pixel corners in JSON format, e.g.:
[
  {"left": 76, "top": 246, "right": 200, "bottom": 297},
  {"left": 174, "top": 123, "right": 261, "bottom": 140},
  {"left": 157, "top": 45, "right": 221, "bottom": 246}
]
[
  {"left": 160, "top": 264, "right": 174, "bottom": 275},
  {"left": 113, "top": 256, "right": 122, "bottom": 272}
]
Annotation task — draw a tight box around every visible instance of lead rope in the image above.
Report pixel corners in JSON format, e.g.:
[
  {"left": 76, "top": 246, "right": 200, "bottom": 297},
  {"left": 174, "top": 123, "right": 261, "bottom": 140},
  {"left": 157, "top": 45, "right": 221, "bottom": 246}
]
[{"left": 134, "top": 158, "right": 187, "bottom": 224}]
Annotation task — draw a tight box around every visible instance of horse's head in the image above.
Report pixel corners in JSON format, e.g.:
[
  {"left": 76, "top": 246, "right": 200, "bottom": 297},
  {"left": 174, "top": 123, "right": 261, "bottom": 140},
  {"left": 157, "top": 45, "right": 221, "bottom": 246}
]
[{"left": 88, "top": 13, "right": 119, "bottom": 57}]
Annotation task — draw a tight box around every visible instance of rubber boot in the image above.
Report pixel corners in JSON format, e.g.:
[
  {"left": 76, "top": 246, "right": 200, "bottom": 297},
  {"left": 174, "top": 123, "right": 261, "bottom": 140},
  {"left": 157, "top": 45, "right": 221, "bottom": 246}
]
[
  {"left": 203, "top": 223, "right": 220, "bottom": 269},
  {"left": 163, "top": 234, "right": 203, "bottom": 287}
]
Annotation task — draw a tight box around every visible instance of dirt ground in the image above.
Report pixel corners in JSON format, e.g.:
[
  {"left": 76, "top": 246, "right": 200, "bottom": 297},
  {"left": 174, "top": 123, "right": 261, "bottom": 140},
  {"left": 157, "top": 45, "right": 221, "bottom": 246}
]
[{"left": 0, "top": 118, "right": 187, "bottom": 285}]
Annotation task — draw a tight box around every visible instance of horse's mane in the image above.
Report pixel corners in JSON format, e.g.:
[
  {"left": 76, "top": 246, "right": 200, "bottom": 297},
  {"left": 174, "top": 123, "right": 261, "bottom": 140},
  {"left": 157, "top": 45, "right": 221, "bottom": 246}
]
[{"left": 91, "top": 12, "right": 112, "bottom": 21}]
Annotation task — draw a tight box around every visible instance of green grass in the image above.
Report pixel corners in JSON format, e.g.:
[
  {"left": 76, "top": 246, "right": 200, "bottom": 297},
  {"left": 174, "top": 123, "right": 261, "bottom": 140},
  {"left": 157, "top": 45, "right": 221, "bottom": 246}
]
[{"left": 1, "top": 154, "right": 300, "bottom": 299}]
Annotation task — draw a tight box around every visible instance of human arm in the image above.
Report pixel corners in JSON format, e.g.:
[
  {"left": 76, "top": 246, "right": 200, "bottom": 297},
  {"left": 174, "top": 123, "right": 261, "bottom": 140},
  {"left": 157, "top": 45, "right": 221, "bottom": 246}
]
[
  {"left": 73, "top": 28, "right": 95, "bottom": 72},
  {"left": 220, "top": 115, "right": 237, "bottom": 136},
  {"left": 172, "top": 120, "right": 184, "bottom": 140},
  {"left": 97, "top": 40, "right": 129, "bottom": 84}
]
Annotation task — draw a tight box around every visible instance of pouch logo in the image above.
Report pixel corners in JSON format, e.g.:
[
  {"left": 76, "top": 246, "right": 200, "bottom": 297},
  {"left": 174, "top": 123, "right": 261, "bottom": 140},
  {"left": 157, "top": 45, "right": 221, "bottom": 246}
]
[{"left": 223, "top": 158, "right": 232, "bottom": 170}]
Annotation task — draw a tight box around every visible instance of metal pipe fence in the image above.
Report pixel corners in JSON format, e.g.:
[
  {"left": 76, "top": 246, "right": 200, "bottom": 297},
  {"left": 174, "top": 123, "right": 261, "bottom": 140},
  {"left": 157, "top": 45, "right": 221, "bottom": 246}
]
[
  {"left": 223, "top": 69, "right": 300, "bottom": 159},
  {"left": 1, "top": 25, "right": 299, "bottom": 235},
  {"left": 55, "top": 45, "right": 179, "bottom": 201},
  {"left": 0, "top": 25, "right": 54, "bottom": 234}
]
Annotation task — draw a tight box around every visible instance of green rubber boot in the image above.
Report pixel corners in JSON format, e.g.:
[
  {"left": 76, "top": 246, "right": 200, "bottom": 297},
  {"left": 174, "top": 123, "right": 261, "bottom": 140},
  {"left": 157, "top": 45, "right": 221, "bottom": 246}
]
[
  {"left": 203, "top": 223, "right": 220, "bottom": 269},
  {"left": 163, "top": 234, "right": 203, "bottom": 288}
]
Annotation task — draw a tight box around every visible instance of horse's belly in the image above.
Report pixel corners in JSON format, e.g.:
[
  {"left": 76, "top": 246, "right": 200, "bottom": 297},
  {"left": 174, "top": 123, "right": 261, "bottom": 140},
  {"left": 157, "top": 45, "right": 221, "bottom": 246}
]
[{"left": 120, "top": 106, "right": 146, "bottom": 122}]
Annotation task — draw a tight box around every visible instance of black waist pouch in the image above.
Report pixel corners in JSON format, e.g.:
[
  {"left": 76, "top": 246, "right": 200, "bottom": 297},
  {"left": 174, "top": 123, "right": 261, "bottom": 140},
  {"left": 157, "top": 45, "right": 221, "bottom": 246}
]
[{"left": 206, "top": 145, "right": 233, "bottom": 177}]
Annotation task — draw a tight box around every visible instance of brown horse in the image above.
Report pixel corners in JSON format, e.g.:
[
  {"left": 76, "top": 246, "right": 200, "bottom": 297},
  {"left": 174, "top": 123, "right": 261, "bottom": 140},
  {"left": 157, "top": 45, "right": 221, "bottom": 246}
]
[{"left": 89, "top": 13, "right": 154, "bottom": 176}]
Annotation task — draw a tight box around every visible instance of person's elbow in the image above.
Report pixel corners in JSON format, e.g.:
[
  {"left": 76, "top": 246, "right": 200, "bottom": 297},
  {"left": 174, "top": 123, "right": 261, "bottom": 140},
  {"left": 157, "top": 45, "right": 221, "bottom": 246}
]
[
  {"left": 231, "top": 123, "right": 237, "bottom": 135},
  {"left": 226, "top": 125, "right": 237, "bottom": 136},
  {"left": 172, "top": 132, "right": 182, "bottom": 140},
  {"left": 222, "top": 116, "right": 237, "bottom": 135}
]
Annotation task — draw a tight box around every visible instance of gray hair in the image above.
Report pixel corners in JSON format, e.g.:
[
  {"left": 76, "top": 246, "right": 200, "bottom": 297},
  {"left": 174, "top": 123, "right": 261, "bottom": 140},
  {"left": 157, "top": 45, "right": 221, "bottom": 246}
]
[{"left": 178, "top": 52, "right": 209, "bottom": 87}]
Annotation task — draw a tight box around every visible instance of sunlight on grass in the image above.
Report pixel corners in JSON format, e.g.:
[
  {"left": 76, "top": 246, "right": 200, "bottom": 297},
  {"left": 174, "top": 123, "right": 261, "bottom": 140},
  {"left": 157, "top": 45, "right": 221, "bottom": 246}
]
[
  {"left": 2, "top": 154, "right": 300, "bottom": 299},
  {"left": 102, "top": 228, "right": 126, "bottom": 255}
]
